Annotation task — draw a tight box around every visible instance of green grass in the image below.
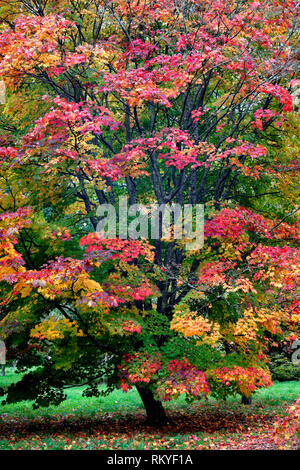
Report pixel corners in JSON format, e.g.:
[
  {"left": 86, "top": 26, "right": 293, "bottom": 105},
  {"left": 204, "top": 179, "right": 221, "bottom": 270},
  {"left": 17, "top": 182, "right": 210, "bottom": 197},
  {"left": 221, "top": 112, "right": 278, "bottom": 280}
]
[
  {"left": 0, "top": 369, "right": 299, "bottom": 450},
  {"left": 1, "top": 369, "right": 299, "bottom": 417}
]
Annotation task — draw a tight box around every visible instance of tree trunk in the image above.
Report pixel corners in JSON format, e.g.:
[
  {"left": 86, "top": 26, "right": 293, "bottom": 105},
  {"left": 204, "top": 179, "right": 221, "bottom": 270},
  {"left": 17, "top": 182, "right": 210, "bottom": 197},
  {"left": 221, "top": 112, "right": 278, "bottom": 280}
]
[
  {"left": 241, "top": 394, "right": 252, "bottom": 405},
  {"left": 136, "top": 385, "right": 170, "bottom": 426},
  {"left": 1, "top": 365, "right": 5, "bottom": 376}
]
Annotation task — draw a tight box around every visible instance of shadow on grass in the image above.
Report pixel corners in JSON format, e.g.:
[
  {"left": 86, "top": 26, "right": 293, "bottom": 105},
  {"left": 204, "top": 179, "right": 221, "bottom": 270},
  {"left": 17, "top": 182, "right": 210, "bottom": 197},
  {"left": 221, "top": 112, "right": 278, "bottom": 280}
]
[{"left": 0, "top": 402, "right": 278, "bottom": 438}]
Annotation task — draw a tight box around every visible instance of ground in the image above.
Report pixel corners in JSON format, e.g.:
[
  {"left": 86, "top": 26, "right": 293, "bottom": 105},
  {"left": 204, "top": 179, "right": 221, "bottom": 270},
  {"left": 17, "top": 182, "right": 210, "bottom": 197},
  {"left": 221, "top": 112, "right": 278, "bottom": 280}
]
[{"left": 0, "top": 369, "right": 299, "bottom": 450}]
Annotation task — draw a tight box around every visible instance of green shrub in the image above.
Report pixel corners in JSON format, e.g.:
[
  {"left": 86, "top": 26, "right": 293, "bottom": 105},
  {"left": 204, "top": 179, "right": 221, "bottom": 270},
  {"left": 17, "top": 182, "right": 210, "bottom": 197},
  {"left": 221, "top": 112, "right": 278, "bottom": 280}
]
[{"left": 270, "top": 354, "right": 300, "bottom": 382}]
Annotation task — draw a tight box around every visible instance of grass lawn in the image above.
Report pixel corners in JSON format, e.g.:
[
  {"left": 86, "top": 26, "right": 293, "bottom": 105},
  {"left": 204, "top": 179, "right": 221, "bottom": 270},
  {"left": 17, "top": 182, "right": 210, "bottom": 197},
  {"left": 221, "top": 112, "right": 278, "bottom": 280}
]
[{"left": 0, "top": 369, "right": 299, "bottom": 450}]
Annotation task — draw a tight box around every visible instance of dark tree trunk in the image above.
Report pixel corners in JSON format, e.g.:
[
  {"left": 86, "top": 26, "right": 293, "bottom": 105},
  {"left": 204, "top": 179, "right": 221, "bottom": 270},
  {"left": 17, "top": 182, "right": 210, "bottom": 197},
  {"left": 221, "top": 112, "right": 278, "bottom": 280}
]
[
  {"left": 1, "top": 365, "right": 5, "bottom": 376},
  {"left": 136, "top": 385, "right": 169, "bottom": 426},
  {"left": 241, "top": 394, "right": 252, "bottom": 405}
]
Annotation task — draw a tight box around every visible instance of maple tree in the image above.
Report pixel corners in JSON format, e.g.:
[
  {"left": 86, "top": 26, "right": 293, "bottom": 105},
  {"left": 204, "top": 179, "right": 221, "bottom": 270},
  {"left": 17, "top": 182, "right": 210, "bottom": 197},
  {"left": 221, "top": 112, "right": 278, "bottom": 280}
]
[{"left": 0, "top": 0, "right": 299, "bottom": 424}]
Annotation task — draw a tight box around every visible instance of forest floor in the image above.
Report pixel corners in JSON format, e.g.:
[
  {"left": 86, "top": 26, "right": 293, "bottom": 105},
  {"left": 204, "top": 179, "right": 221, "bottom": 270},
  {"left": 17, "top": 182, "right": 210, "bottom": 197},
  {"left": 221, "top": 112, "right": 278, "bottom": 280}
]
[{"left": 0, "top": 370, "right": 299, "bottom": 450}]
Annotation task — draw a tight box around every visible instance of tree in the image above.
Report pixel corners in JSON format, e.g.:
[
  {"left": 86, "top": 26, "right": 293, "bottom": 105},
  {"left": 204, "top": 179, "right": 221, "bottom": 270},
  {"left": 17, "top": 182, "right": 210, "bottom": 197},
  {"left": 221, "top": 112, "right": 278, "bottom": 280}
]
[{"left": 0, "top": 0, "right": 299, "bottom": 425}]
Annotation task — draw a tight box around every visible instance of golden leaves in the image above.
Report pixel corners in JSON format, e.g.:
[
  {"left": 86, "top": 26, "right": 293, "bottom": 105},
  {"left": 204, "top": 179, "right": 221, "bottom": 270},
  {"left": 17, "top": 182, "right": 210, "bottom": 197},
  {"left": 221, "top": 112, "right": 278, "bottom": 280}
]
[
  {"left": 73, "top": 274, "right": 103, "bottom": 295},
  {"left": 171, "top": 308, "right": 221, "bottom": 347},
  {"left": 30, "top": 318, "right": 84, "bottom": 341}
]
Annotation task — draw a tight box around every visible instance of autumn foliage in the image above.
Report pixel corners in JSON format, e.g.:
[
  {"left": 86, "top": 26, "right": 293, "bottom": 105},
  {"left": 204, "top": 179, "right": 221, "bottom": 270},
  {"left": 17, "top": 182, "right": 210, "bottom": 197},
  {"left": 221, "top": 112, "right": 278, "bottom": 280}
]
[{"left": 0, "top": 0, "right": 299, "bottom": 423}]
